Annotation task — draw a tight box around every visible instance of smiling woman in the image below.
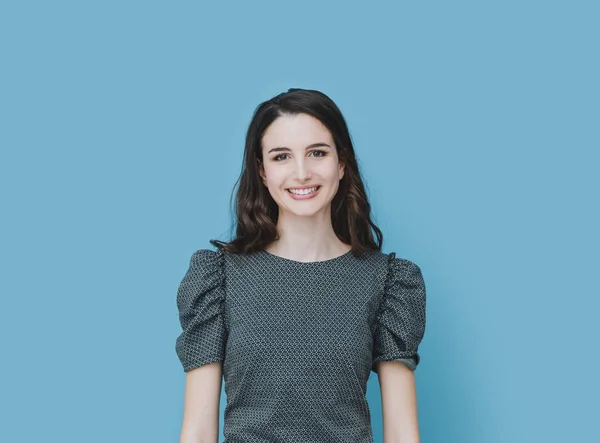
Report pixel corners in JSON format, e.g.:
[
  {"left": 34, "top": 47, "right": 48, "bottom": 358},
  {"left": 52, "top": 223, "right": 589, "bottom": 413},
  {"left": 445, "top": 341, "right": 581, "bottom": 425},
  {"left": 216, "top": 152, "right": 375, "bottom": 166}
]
[
  {"left": 175, "top": 88, "right": 427, "bottom": 443},
  {"left": 209, "top": 88, "right": 385, "bottom": 257},
  {"left": 259, "top": 112, "right": 344, "bottom": 216}
]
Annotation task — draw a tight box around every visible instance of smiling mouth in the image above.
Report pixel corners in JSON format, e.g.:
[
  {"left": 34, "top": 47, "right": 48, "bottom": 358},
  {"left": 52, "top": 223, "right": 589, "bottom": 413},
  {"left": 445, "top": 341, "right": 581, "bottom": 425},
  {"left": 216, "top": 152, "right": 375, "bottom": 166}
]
[{"left": 286, "top": 186, "right": 321, "bottom": 195}]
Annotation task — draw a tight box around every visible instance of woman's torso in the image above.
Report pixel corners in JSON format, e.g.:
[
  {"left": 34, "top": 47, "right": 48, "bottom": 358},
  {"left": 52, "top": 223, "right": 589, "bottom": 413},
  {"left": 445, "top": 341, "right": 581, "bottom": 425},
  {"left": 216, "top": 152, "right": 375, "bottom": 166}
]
[{"left": 220, "top": 248, "right": 390, "bottom": 443}]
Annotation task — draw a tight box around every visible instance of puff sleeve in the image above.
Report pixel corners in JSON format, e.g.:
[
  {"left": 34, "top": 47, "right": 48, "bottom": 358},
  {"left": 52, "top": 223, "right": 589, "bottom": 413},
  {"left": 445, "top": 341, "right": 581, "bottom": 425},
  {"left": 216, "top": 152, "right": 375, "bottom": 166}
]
[
  {"left": 175, "top": 248, "right": 227, "bottom": 372},
  {"left": 372, "top": 252, "right": 427, "bottom": 372}
]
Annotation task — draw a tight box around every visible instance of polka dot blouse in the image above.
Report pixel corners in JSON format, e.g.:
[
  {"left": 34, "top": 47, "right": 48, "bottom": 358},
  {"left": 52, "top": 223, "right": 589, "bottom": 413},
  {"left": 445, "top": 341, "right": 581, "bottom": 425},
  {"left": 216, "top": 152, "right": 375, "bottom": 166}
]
[{"left": 175, "top": 247, "right": 426, "bottom": 443}]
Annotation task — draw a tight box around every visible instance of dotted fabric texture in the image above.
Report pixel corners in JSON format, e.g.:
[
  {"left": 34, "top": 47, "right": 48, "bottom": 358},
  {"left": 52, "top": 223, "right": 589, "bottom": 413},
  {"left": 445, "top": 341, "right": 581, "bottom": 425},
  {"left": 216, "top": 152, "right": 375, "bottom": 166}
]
[{"left": 175, "top": 247, "right": 426, "bottom": 443}]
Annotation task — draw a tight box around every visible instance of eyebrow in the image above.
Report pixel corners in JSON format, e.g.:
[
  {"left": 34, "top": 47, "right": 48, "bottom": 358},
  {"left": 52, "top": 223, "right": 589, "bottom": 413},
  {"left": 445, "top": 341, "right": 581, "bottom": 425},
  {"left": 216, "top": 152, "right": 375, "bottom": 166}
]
[{"left": 267, "top": 142, "right": 331, "bottom": 154}]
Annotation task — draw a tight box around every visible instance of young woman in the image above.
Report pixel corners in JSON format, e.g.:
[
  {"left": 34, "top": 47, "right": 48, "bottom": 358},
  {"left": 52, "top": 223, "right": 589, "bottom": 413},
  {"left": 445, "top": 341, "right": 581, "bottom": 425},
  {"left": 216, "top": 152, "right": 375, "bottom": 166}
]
[{"left": 175, "top": 88, "right": 427, "bottom": 443}]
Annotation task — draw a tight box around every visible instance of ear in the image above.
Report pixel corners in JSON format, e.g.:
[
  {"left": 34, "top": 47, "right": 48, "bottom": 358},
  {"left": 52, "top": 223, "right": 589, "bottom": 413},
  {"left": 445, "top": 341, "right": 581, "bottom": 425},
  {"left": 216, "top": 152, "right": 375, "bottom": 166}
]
[
  {"left": 257, "top": 159, "right": 267, "bottom": 186},
  {"left": 338, "top": 162, "right": 345, "bottom": 181}
]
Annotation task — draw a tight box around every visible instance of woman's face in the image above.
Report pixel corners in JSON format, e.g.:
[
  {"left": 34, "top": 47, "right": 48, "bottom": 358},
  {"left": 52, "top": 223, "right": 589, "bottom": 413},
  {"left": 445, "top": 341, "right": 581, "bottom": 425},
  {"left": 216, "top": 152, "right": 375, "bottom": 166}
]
[{"left": 259, "top": 113, "right": 345, "bottom": 218}]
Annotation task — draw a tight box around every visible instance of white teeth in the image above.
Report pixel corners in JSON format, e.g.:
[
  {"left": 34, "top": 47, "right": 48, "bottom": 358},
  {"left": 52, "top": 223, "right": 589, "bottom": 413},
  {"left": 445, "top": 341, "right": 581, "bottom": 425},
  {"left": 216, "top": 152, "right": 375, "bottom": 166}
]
[{"left": 288, "top": 186, "right": 319, "bottom": 195}]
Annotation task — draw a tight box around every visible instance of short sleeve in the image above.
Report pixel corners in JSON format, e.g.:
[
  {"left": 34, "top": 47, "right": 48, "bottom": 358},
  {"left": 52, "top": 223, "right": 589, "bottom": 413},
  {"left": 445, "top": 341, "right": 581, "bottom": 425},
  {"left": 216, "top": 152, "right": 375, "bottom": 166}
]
[
  {"left": 175, "top": 248, "right": 227, "bottom": 372},
  {"left": 372, "top": 252, "right": 426, "bottom": 372}
]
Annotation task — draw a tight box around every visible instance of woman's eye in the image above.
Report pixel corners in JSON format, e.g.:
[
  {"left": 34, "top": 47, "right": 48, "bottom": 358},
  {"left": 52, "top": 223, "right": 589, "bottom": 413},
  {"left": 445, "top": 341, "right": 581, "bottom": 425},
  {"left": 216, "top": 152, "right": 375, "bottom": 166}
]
[
  {"left": 273, "top": 153, "right": 289, "bottom": 161},
  {"left": 272, "top": 150, "right": 327, "bottom": 161}
]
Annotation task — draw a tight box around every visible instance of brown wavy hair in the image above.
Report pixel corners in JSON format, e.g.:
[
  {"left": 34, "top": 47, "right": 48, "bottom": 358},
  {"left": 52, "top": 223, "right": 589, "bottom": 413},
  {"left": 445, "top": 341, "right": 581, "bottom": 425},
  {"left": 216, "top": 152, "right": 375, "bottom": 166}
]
[{"left": 210, "top": 88, "right": 383, "bottom": 256}]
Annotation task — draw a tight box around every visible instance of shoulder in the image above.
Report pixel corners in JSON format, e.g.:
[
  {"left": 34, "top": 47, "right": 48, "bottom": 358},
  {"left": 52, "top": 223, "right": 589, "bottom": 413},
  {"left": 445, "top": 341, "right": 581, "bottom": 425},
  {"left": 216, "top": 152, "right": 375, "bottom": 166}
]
[
  {"left": 186, "top": 248, "right": 226, "bottom": 270},
  {"left": 177, "top": 248, "right": 226, "bottom": 308},
  {"left": 343, "top": 249, "right": 421, "bottom": 277},
  {"left": 386, "top": 251, "right": 423, "bottom": 278},
  {"left": 179, "top": 248, "right": 226, "bottom": 290},
  {"left": 190, "top": 247, "right": 225, "bottom": 261},
  {"left": 382, "top": 252, "right": 425, "bottom": 297}
]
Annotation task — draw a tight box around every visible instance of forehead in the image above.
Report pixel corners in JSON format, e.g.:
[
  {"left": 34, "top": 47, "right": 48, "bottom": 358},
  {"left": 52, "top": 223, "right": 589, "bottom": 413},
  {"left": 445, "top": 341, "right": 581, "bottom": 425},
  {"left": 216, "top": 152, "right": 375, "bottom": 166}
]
[{"left": 262, "top": 113, "right": 333, "bottom": 148}]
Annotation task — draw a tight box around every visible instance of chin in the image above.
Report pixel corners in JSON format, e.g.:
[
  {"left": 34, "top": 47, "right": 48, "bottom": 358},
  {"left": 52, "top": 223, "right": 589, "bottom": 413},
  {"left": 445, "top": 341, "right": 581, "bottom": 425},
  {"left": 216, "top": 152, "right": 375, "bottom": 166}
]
[{"left": 285, "top": 202, "right": 332, "bottom": 218}]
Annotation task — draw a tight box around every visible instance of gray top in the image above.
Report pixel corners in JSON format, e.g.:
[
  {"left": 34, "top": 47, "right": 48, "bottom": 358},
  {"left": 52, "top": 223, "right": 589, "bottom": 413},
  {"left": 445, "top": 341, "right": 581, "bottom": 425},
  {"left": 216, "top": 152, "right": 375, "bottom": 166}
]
[{"left": 175, "top": 247, "right": 426, "bottom": 443}]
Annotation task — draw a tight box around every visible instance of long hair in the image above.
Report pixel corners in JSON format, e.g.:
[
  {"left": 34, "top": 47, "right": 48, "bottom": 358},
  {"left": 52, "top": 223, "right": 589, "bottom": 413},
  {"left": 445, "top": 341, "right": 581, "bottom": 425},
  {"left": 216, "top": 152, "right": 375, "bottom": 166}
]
[{"left": 210, "top": 88, "right": 383, "bottom": 256}]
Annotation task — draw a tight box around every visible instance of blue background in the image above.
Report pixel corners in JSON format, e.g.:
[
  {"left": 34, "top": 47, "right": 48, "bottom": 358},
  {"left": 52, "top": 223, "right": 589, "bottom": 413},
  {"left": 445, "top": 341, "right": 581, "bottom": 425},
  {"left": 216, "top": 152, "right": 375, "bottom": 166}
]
[{"left": 1, "top": 1, "right": 598, "bottom": 442}]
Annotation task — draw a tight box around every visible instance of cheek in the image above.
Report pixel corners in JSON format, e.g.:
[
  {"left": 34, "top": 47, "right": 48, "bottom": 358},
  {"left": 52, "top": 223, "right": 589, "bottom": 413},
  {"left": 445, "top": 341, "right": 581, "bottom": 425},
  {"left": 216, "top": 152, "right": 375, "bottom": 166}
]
[
  {"left": 263, "top": 168, "right": 286, "bottom": 189},
  {"left": 319, "top": 163, "right": 342, "bottom": 182}
]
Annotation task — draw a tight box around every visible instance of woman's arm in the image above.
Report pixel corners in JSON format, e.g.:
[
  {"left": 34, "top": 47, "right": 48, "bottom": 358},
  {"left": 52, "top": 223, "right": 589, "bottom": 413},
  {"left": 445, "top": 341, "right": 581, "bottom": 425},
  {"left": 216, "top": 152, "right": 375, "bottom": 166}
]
[
  {"left": 179, "top": 362, "right": 223, "bottom": 443},
  {"left": 376, "top": 360, "right": 421, "bottom": 443}
]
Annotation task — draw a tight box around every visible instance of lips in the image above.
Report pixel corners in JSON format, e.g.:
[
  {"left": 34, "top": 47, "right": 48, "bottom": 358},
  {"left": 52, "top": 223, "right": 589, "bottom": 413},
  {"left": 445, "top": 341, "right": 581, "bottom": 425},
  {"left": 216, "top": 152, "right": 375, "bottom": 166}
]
[
  {"left": 286, "top": 185, "right": 321, "bottom": 195},
  {"left": 286, "top": 185, "right": 322, "bottom": 199},
  {"left": 286, "top": 185, "right": 321, "bottom": 191}
]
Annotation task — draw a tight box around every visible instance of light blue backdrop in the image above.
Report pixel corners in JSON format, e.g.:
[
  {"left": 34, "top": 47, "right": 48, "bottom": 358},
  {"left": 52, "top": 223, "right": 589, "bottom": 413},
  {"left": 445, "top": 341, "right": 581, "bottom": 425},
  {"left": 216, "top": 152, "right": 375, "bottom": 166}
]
[{"left": 1, "top": 1, "right": 598, "bottom": 442}]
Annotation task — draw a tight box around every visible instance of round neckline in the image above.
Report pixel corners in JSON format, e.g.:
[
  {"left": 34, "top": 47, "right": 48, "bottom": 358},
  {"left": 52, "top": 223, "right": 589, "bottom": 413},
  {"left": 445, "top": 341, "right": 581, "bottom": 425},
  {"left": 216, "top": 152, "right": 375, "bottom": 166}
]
[{"left": 260, "top": 248, "right": 353, "bottom": 264}]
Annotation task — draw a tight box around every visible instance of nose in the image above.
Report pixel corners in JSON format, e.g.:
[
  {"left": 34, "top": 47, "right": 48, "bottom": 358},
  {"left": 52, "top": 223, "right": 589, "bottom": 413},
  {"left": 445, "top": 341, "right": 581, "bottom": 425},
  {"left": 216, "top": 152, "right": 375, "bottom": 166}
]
[{"left": 293, "top": 158, "right": 312, "bottom": 181}]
